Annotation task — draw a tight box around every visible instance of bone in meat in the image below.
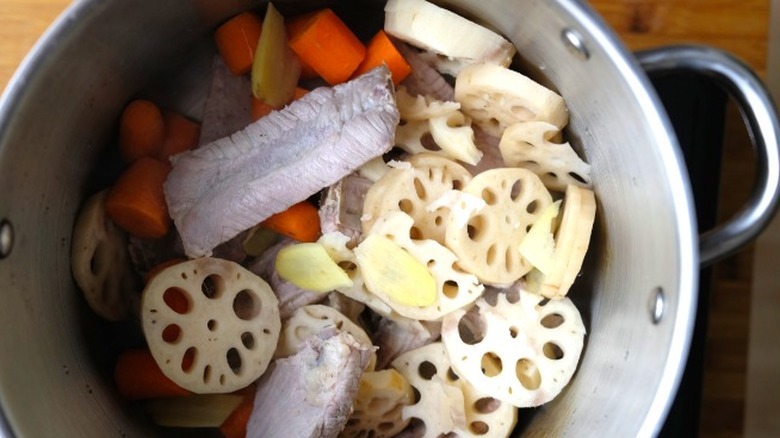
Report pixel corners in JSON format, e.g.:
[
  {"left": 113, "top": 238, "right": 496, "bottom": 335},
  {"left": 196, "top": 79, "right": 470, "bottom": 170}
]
[
  {"left": 165, "top": 66, "right": 399, "bottom": 257},
  {"left": 396, "top": 41, "right": 455, "bottom": 102},
  {"left": 197, "top": 56, "right": 252, "bottom": 146}
]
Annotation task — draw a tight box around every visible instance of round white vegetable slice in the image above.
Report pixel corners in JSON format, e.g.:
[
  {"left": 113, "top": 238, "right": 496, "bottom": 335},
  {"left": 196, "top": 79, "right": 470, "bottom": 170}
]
[
  {"left": 499, "top": 121, "right": 592, "bottom": 191},
  {"left": 392, "top": 342, "right": 517, "bottom": 437},
  {"left": 362, "top": 153, "right": 472, "bottom": 244},
  {"left": 455, "top": 63, "right": 568, "bottom": 137},
  {"left": 141, "top": 257, "right": 280, "bottom": 393},
  {"left": 276, "top": 304, "right": 377, "bottom": 371},
  {"left": 341, "top": 369, "right": 414, "bottom": 438},
  {"left": 70, "top": 189, "right": 138, "bottom": 321},
  {"left": 441, "top": 289, "right": 585, "bottom": 408},
  {"left": 444, "top": 167, "right": 552, "bottom": 285}
]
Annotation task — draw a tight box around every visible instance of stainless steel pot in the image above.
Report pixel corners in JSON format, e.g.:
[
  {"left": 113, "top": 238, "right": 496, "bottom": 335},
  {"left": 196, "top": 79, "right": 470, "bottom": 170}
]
[{"left": 1, "top": 0, "right": 778, "bottom": 437}]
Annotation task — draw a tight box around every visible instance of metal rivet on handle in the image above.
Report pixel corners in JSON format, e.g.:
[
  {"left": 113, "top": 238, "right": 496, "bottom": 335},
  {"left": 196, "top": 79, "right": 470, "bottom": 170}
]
[
  {"left": 0, "top": 219, "right": 14, "bottom": 259},
  {"left": 649, "top": 287, "right": 666, "bottom": 324},
  {"left": 561, "top": 28, "right": 590, "bottom": 61}
]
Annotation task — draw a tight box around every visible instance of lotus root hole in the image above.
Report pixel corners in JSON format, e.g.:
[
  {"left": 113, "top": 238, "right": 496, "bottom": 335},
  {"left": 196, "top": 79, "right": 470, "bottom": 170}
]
[
  {"left": 90, "top": 241, "right": 106, "bottom": 275},
  {"left": 504, "top": 247, "right": 516, "bottom": 272},
  {"left": 410, "top": 226, "right": 423, "bottom": 240},
  {"left": 569, "top": 171, "right": 588, "bottom": 185},
  {"left": 510, "top": 180, "right": 523, "bottom": 201},
  {"left": 233, "top": 289, "right": 261, "bottom": 321},
  {"left": 470, "top": 421, "right": 489, "bottom": 435},
  {"left": 541, "top": 313, "right": 564, "bottom": 329},
  {"left": 447, "top": 367, "right": 460, "bottom": 382},
  {"left": 162, "top": 324, "right": 181, "bottom": 344},
  {"left": 417, "top": 361, "right": 438, "bottom": 380},
  {"left": 203, "top": 365, "right": 212, "bottom": 383},
  {"left": 474, "top": 397, "right": 501, "bottom": 414},
  {"left": 413, "top": 177, "right": 427, "bottom": 199},
  {"left": 379, "top": 421, "right": 396, "bottom": 431},
  {"left": 458, "top": 311, "right": 486, "bottom": 345},
  {"left": 443, "top": 280, "right": 458, "bottom": 299},
  {"left": 510, "top": 105, "right": 535, "bottom": 120},
  {"left": 411, "top": 388, "right": 422, "bottom": 405},
  {"left": 201, "top": 274, "right": 224, "bottom": 299},
  {"left": 398, "top": 198, "right": 414, "bottom": 214},
  {"left": 481, "top": 353, "right": 503, "bottom": 377},
  {"left": 467, "top": 215, "right": 487, "bottom": 242},
  {"left": 227, "top": 347, "right": 242, "bottom": 374},
  {"left": 526, "top": 200, "right": 539, "bottom": 214},
  {"left": 163, "top": 287, "right": 190, "bottom": 314},
  {"left": 181, "top": 347, "right": 196, "bottom": 372},
  {"left": 481, "top": 188, "right": 497, "bottom": 205},
  {"left": 434, "top": 214, "right": 443, "bottom": 226},
  {"left": 421, "top": 133, "right": 440, "bottom": 152},
  {"left": 544, "top": 342, "right": 564, "bottom": 360},
  {"left": 207, "top": 319, "right": 217, "bottom": 332},
  {"left": 509, "top": 326, "right": 519, "bottom": 338},
  {"left": 241, "top": 332, "right": 255, "bottom": 350},
  {"left": 452, "top": 179, "right": 464, "bottom": 190},
  {"left": 516, "top": 358, "right": 542, "bottom": 390}
]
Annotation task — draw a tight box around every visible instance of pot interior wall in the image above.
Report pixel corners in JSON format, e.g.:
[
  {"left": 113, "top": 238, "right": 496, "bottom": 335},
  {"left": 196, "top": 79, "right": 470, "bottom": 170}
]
[{"left": 0, "top": 0, "right": 697, "bottom": 436}]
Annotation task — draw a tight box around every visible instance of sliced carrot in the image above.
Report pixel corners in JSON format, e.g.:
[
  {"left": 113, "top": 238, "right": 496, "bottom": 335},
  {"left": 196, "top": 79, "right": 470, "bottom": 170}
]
[
  {"left": 261, "top": 201, "right": 321, "bottom": 242},
  {"left": 105, "top": 157, "right": 172, "bottom": 239},
  {"left": 219, "top": 390, "right": 255, "bottom": 438},
  {"left": 214, "top": 11, "right": 264, "bottom": 75},
  {"left": 287, "top": 8, "right": 366, "bottom": 85},
  {"left": 114, "top": 349, "right": 191, "bottom": 400},
  {"left": 251, "top": 86, "right": 309, "bottom": 121},
  {"left": 158, "top": 110, "right": 201, "bottom": 160},
  {"left": 353, "top": 30, "right": 412, "bottom": 85},
  {"left": 118, "top": 99, "right": 165, "bottom": 163}
]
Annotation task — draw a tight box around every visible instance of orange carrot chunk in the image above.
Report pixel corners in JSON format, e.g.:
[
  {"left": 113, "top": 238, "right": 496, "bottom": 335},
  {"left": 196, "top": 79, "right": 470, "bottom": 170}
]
[
  {"left": 287, "top": 8, "right": 366, "bottom": 85},
  {"left": 114, "top": 349, "right": 191, "bottom": 400},
  {"left": 353, "top": 30, "right": 412, "bottom": 85},
  {"left": 219, "top": 391, "right": 255, "bottom": 438},
  {"left": 214, "top": 12, "right": 264, "bottom": 75},
  {"left": 261, "top": 201, "right": 321, "bottom": 242},
  {"left": 158, "top": 110, "right": 201, "bottom": 160},
  {"left": 251, "top": 86, "right": 309, "bottom": 121},
  {"left": 118, "top": 99, "right": 165, "bottom": 163},
  {"left": 105, "top": 157, "right": 172, "bottom": 239}
]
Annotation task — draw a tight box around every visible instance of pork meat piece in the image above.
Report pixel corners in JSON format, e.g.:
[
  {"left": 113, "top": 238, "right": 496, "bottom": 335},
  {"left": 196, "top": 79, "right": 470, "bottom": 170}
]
[
  {"left": 197, "top": 56, "right": 252, "bottom": 146},
  {"left": 165, "top": 66, "right": 399, "bottom": 258},
  {"left": 248, "top": 238, "right": 325, "bottom": 319},
  {"left": 247, "top": 328, "right": 373, "bottom": 438},
  {"left": 373, "top": 317, "right": 441, "bottom": 369},
  {"left": 396, "top": 41, "right": 455, "bottom": 102}
]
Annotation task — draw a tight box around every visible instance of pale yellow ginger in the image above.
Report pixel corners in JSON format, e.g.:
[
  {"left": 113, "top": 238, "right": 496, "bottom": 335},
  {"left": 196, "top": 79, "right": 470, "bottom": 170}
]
[
  {"left": 526, "top": 184, "right": 597, "bottom": 299},
  {"left": 518, "top": 200, "right": 562, "bottom": 275},
  {"left": 275, "top": 242, "right": 353, "bottom": 293},
  {"left": 355, "top": 234, "right": 437, "bottom": 307}
]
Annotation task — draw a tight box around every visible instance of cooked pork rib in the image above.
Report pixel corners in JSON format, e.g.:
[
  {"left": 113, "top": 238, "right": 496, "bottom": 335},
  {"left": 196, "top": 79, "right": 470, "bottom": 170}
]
[
  {"left": 247, "top": 328, "right": 373, "bottom": 438},
  {"left": 165, "top": 66, "right": 399, "bottom": 258}
]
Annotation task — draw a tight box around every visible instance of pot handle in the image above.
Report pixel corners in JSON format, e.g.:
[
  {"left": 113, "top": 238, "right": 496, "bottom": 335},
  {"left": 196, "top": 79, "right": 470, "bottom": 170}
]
[{"left": 635, "top": 45, "right": 780, "bottom": 267}]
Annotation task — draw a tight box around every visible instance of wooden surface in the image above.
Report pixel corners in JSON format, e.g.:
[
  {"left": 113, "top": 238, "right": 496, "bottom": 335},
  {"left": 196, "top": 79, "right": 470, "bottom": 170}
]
[{"left": 0, "top": 1, "right": 770, "bottom": 437}]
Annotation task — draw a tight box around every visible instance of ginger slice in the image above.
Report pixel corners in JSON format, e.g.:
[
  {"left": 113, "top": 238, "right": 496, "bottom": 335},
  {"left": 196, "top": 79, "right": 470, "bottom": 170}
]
[
  {"left": 455, "top": 63, "right": 568, "bottom": 138},
  {"left": 275, "top": 304, "right": 377, "bottom": 371},
  {"left": 355, "top": 234, "right": 437, "bottom": 308},
  {"left": 361, "top": 211, "right": 483, "bottom": 321},
  {"left": 341, "top": 369, "right": 415, "bottom": 438},
  {"left": 441, "top": 289, "right": 585, "bottom": 408},
  {"left": 70, "top": 189, "right": 138, "bottom": 321},
  {"left": 275, "top": 242, "right": 353, "bottom": 293},
  {"left": 141, "top": 257, "right": 280, "bottom": 393},
  {"left": 362, "top": 153, "right": 472, "bottom": 244},
  {"left": 499, "top": 121, "right": 592, "bottom": 191},
  {"left": 526, "top": 184, "right": 597, "bottom": 299},
  {"left": 444, "top": 167, "right": 553, "bottom": 285},
  {"left": 392, "top": 342, "right": 517, "bottom": 438}
]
